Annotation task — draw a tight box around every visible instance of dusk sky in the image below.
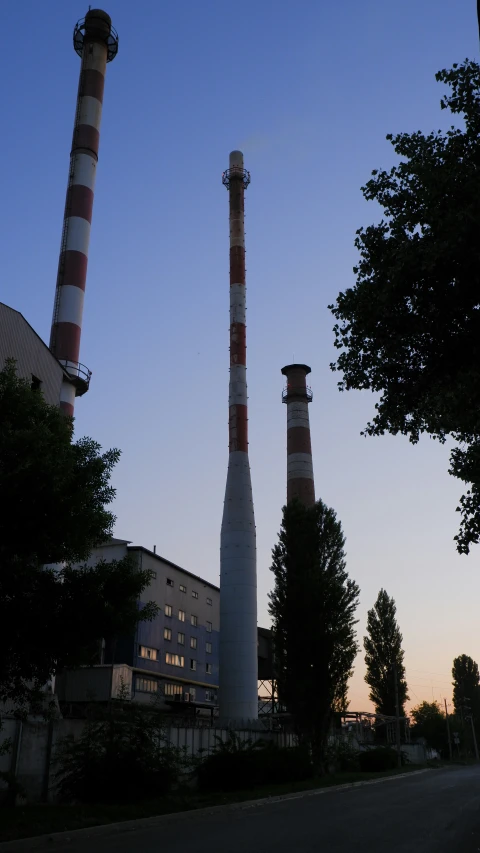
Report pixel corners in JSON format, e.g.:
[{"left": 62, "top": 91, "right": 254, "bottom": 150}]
[{"left": 3, "top": 0, "right": 479, "bottom": 712}]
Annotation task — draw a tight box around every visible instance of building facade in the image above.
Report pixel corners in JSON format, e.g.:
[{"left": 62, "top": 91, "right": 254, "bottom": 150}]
[
  {"left": 0, "top": 302, "right": 75, "bottom": 407},
  {"left": 56, "top": 540, "right": 220, "bottom": 711}
]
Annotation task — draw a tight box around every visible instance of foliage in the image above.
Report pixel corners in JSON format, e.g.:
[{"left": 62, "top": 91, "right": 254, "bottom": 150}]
[
  {"left": 269, "top": 498, "right": 360, "bottom": 770},
  {"left": 364, "top": 589, "right": 408, "bottom": 718},
  {"left": 358, "top": 747, "right": 403, "bottom": 772},
  {"left": 452, "top": 655, "right": 480, "bottom": 724},
  {"left": 324, "top": 739, "right": 360, "bottom": 772},
  {"left": 410, "top": 701, "right": 449, "bottom": 755},
  {"left": 328, "top": 60, "right": 480, "bottom": 553},
  {"left": 0, "top": 361, "right": 157, "bottom": 705},
  {"left": 196, "top": 734, "right": 313, "bottom": 792},
  {"left": 55, "top": 694, "right": 185, "bottom": 804}
]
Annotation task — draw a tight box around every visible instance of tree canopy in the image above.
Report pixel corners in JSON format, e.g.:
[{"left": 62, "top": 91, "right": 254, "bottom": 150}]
[
  {"left": 364, "top": 589, "right": 408, "bottom": 719},
  {"left": 452, "top": 654, "right": 480, "bottom": 724},
  {"left": 0, "top": 361, "right": 157, "bottom": 704},
  {"left": 329, "top": 60, "right": 480, "bottom": 553},
  {"left": 269, "top": 498, "right": 360, "bottom": 768},
  {"left": 410, "top": 701, "right": 448, "bottom": 755}
]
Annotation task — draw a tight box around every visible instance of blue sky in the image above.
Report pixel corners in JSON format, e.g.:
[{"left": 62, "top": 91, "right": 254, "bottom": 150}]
[{"left": 2, "top": 0, "right": 479, "bottom": 710}]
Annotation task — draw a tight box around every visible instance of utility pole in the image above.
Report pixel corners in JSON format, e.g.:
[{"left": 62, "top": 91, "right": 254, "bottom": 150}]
[
  {"left": 464, "top": 697, "right": 480, "bottom": 761},
  {"left": 393, "top": 663, "right": 402, "bottom": 769},
  {"left": 444, "top": 698, "right": 453, "bottom": 761}
]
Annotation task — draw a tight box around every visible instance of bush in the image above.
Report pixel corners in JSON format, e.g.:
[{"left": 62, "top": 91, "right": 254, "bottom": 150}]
[
  {"left": 197, "top": 734, "right": 313, "bottom": 792},
  {"left": 55, "top": 695, "right": 186, "bottom": 804},
  {"left": 358, "top": 747, "right": 399, "bottom": 772},
  {"left": 324, "top": 739, "right": 360, "bottom": 772}
]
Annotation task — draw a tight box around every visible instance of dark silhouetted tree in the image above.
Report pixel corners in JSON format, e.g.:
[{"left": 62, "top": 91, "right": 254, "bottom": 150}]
[
  {"left": 269, "top": 498, "right": 360, "bottom": 770},
  {"left": 329, "top": 60, "right": 480, "bottom": 553},
  {"left": 364, "top": 589, "right": 408, "bottom": 719},
  {"left": 0, "top": 360, "right": 157, "bottom": 704}
]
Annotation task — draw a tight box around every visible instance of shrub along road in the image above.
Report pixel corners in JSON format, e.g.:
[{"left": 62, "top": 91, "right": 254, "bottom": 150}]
[{"left": 3, "top": 765, "right": 480, "bottom": 853}]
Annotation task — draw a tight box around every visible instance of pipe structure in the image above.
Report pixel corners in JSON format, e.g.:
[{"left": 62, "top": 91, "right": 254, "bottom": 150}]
[
  {"left": 281, "top": 364, "right": 315, "bottom": 507},
  {"left": 220, "top": 151, "right": 258, "bottom": 721},
  {"left": 49, "top": 9, "right": 118, "bottom": 416}
]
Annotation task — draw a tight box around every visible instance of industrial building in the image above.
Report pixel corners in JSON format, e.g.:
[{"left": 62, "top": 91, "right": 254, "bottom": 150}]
[
  {"left": 0, "top": 303, "right": 81, "bottom": 407},
  {"left": 55, "top": 540, "right": 220, "bottom": 714}
]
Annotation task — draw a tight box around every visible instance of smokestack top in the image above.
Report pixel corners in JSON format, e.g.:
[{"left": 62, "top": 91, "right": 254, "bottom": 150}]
[
  {"left": 229, "top": 150, "right": 244, "bottom": 169},
  {"left": 74, "top": 8, "right": 118, "bottom": 61},
  {"left": 281, "top": 363, "right": 311, "bottom": 376}
]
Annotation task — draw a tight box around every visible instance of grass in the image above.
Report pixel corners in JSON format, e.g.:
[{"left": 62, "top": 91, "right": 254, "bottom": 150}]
[{"left": 0, "top": 764, "right": 428, "bottom": 844}]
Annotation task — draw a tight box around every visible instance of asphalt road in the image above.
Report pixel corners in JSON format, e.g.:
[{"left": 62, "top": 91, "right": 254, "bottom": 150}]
[{"left": 6, "top": 766, "right": 480, "bottom": 853}]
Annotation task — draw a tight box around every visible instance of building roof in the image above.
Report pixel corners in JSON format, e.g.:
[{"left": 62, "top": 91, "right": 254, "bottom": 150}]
[
  {"left": 0, "top": 302, "right": 74, "bottom": 385},
  {"left": 129, "top": 545, "right": 220, "bottom": 592}
]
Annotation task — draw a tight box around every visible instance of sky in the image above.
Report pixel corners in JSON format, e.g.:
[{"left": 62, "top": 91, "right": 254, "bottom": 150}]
[{"left": 2, "top": 0, "right": 479, "bottom": 713}]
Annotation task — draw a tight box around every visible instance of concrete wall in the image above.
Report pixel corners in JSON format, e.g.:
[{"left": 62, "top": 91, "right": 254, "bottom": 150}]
[
  {"left": 0, "top": 717, "right": 295, "bottom": 803},
  {"left": 0, "top": 302, "right": 67, "bottom": 406}
]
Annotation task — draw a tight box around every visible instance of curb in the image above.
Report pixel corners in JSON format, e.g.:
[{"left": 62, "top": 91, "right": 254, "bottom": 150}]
[{"left": 0, "top": 769, "right": 431, "bottom": 851}]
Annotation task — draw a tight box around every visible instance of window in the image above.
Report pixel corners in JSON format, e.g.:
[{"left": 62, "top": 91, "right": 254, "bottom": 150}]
[
  {"left": 164, "top": 683, "right": 182, "bottom": 697},
  {"left": 189, "top": 687, "right": 196, "bottom": 700},
  {"left": 206, "top": 642, "right": 212, "bottom": 654},
  {"left": 166, "top": 578, "right": 174, "bottom": 587},
  {"left": 206, "top": 663, "right": 212, "bottom": 675},
  {"left": 190, "top": 637, "right": 197, "bottom": 650},
  {"left": 177, "top": 632, "right": 185, "bottom": 645},
  {"left": 206, "top": 597, "right": 212, "bottom": 606},
  {"left": 165, "top": 605, "right": 172, "bottom": 617},
  {"left": 205, "top": 689, "right": 213, "bottom": 702},
  {"left": 179, "top": 584, "right": 187, "bottom": 593},
  {"left": 178, "top": 610, "right": 185, "bottom": 622},
  {"left": 136, "top": 677, "right": 158, "bottom": 693},
  {"left": 191, "top": 614, "right": 197, "bottom": 627},
  {"left": 139, "top": 645, "right": 158, "bottom": 661},
  {"left": 192, "top": 590, "right": 198, "bottom": 599},
  {"left": 190, "top": 659, "right": 197, "bottom": 671},
  {"left": 166, "top": 653, "right": 184, "bottom": 667},
  {"left": 31, "top": 375, "right": 42, "bottom": 392},
  {"left": 164, "top": 627, "right": 172, "bottom": 641},
  {"left": 206, "top": 621, "right": 212, "bottom": 633}
]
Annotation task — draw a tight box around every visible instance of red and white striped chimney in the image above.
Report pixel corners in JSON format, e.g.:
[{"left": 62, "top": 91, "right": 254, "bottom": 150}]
[
  {"left": 281, "top": 364, "right": 315, "bottom": 507},
  {"left": 49, "top": 9, "right": 118, "bottom": 416},
  {"left": 220, "top": 151, "right": 257, "bottom": 721}
]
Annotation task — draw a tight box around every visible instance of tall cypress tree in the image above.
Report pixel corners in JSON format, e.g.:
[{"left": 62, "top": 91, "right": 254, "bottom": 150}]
[
  {"left": 269, "top": 498, "right": 359, "bottom": 769},
  {"left": 364, "top": 589, "right": 408, "bottom": 718}
]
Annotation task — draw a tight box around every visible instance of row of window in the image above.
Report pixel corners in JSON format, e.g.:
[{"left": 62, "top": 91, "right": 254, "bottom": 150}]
[
  {"left": 163, "top": 630, "right": 212, "bottom": 652},
  {"left": 136, "top": 679, "right": 217, "bottom": 703},
  {"left": 165, "top": 578, "right": 213, "bottom": 606},
  {"left": 165, "top": 652, "right": 212, "bottom": 674},
  {"left": 164, "top": 606, "right": 212, "bottom": 633}
]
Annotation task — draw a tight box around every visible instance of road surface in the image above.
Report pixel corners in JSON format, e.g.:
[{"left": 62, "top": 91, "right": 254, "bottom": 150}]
[{"left": 5, "top": 765, "right": 480, "bottom": 853}]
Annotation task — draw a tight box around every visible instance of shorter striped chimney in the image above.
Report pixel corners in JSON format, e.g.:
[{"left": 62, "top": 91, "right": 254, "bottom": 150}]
[{"left": 281, "top": 364, "right": 315, "bottom": 507}]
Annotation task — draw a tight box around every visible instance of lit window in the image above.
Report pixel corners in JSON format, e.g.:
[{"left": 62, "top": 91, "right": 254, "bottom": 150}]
[
  {"left": 166, "top": 578, "right": 174, "bottom": 587},
  {"left": 165, "top": 605, "right": 172, "bottom": 617},
  {"left": 190, "top": 637, "right": 197, "bottom": 650},
  {"left": 191, "top": 615, "right": 198, "bottom": 627},
  {"left": 178, "top": 632, "right": 185, "bottom": 645},
  {"left": 206, "top": 642, "right": 212, "bottom": 654},
  {"left": 164, "top": 627, "right": 172, "bottom": 641},
  {"left": 179, "top": 610, "right": 185, "bottom": 622},
  {"left": 192, "top": 590, "right": 198, "bottom": 599},
  {"left": 139, "top": 645, "right": 158, "bottom": 661},
  {"left": 206, "top": 621, "right": 212, "bottom": 633},
  {"left": 164, "top": 683, "right": 183, "bottom": 696},
  {"left": 166, "top": 653, "right": 184, "bottom": 667},
  {"left": 206, "top": 597, "right": 212, "bottom": 606},
  {"left": 136, "top": 677, "right": 158, "bottom": 693},
  {"left": 190, "top": 659, "right": 197, "bottom": 671},
  {"left": 180, "top": 584, "right": 187, "bottom": 593},
  {"left": 206, "top": 663, "right": 212, "bottom": 675}
]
